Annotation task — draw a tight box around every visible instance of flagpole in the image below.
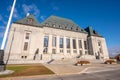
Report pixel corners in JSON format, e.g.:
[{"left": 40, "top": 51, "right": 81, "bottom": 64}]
[{"left": 1, "top": 0, "right": 16, "bottom": 50}]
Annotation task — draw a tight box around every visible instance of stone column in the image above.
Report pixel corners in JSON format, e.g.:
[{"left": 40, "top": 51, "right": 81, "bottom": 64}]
[
  {"left": 82, "top": 39, "right": 85, "bottom": 55},
  {"left": 70, "top": 37, "right": 73, "bottom": 55},
  {"left": 63, "top": 36, "right": 66, "bottom": 55},
  {"left": 56, "top": 36, "right": 60, "bottom": 53},
  {"left": 38, "top": 33, "right": 44, "bottom": 60},
  {"left": 48, "top": 35, "right": 52, "bottom": 54},
  {"left": 76, "top": 38, "right": 79, "bottom": 54}
]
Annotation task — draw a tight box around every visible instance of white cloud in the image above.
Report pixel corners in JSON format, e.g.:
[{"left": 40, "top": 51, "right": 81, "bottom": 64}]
[
  {"left": 0, "top": 26, "right": 5, "bottom": 38},
  {"left": 0, "top": 14, "right": 7, "bottom": 25},
  {"left": 109, "top": 46, "right": 120, "bottom": 57},
  {"left": 40, "top": 16, "right": 46, "bottom": 20},
  {"left": 0, "top": 26, "right": 5, "bottom": 30},
  {"left": 0, "top": 15, "right": 2, "bottom": 20},
  {"left": 13, "top": 8, "right": 19, "bottom": 18},
  {"left": 53, "top": 6, "right": 59, "bottom": 11},
  {"left": 7, "top": 5, "right": 20, "bottom": 18},
  {"left": 50, "top": 2, "right": 59, "bottom": 11},
  {"left": 22, "top": 4, "right": 40, "bottom": 16},
  {"left": 0, "top": 32, "right": 4, "bottom": 38},
  {"left": 7, "top": 5, "right": 11, "bottom": 11},
  {"left": 3, "top": 20, "right": 7, "bottom": 25}
]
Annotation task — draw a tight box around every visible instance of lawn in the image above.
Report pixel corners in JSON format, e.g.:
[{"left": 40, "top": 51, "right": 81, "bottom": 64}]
[{"left": 0, "top": 64, "right": 54, "bottom": 78}]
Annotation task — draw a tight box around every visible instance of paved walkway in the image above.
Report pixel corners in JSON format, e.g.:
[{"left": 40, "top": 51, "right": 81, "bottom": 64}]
[
  {"left": 0, "top": 59, "right": 120, "bottom": 80},
  {"left": 43, "top": 59, "right": 120, "bottom": 75},
  {"left": 44, "top": 64, "right": 86, "bottom": 75},
  {"left": 0, "top": 70, "right": 14, "bottom": 75}
]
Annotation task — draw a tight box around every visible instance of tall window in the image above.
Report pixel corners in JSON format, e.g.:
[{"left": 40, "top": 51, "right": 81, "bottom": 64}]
[
  {"left": 24, "top": 42, "right": 28, "bottom": 51},
  {"left": 98, "top": 41, "right": 101, "bottom": 46},
  {"left": 73, "top": 39, "right": 76, "bottom": 49},
  {"left": 66, "top": 38, "right": 70, "bottom": 48},
  {"left": 78, "top": 40, "right": 82, "bottom": 48},
  {"left": 79, "top": 50, "right": 82, "bottom": 55},
  {"left": 84, "top": 41, "right": 87, "bottom": 49},
  {"left": 52, "top": 36, "right": 56, "bottom": 47},
  {"left": 44, "top": 36, "right": 49, "bottom": 47},
  {"left": 25, "top": 33, "right": 30, "bottom": 39},
  {"left": 99, "top": 48, "right": 102, "bottom": 53},
  {"left": 59, "top": 38, "right": 63, "bottom": 48}
]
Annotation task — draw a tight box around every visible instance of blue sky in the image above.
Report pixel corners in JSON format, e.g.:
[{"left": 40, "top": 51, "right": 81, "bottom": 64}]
[{"left": 0, "top": 0, "right": 120, "bottom": 49}]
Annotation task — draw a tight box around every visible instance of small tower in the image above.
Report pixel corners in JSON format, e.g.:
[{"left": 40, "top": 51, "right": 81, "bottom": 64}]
[{"left": 85, "top": 26, "right": 109, "bottom": 60}]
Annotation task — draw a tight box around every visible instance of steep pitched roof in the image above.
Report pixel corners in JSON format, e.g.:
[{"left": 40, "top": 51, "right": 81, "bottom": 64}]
[
  {"left": 85, "top": 26, "right": 103, "bottom": 37},
  {"left": 42, "top": 15, "right": 86, "bottom": 33},
  {"left": 14, "top": 15, "right": 41, "bottom": 27}
]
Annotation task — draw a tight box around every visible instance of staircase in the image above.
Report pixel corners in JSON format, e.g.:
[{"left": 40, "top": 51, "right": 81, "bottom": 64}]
[{"left": 49, "top": 58, "right": 77, "bottom": 64}]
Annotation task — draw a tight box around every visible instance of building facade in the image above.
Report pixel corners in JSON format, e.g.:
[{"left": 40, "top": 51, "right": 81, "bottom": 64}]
[{"left": 4, "top": 14, "right": 109, "bottom": 64}]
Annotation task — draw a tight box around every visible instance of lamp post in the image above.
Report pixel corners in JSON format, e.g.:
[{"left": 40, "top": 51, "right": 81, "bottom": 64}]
[{"left": 0, "top": 0, "right": 16, "bottom": 71}]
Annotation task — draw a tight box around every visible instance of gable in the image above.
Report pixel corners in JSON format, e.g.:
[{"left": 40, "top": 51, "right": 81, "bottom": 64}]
[{"left": 14, "top": 15, "right": 41, "bottom": 27}]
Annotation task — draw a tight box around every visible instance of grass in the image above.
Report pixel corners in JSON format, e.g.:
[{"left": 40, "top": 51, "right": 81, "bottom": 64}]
[{"left": 0, "top": 64, "right": 54, "bottom": 78}]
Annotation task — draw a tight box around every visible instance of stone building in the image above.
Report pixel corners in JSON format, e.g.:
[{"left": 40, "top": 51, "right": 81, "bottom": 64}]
[{"left": 4, "top": 14, "right": 109, "bottom": 64}]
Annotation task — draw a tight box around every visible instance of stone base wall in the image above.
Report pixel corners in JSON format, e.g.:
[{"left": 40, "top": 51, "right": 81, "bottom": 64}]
[
  {"left": 0, "top": 65, "right": 5, "bottom": 72},
  {"left": 4, "top": 54, "right": 99, "bottom": 64}
]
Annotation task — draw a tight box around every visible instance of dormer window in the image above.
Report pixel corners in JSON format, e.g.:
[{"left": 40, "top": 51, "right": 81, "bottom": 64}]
[
  {"left": 59, "top": 25, "right": 62, "bottom": 28},
  {"left": 45, "top": 23, "right": 49, "bottom": 26},
  {"left": 65, "top": 26, "right": 67, "bottom": 29},
  {"left": 71, "top": 27, "right": 73, "bottom": 30},
  {"left": 27, "top": 18, "right": 33, "bottom": 24},
  {"left": 53, "top": 24, "right": 56, "bottom": 27},
  {"left": 76, "top": 27, "right": 78, "bottom": 30}
]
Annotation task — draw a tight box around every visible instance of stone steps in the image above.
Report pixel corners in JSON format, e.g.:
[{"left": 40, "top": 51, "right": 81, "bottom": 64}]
[{"left": 49, "top": 58, "right": 104, "bottom": 64}]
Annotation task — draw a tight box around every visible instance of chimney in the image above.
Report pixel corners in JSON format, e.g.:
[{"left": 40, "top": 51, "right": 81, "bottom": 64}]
[{"left": 26, "top": 13, "right": 30, "bottom": 17}]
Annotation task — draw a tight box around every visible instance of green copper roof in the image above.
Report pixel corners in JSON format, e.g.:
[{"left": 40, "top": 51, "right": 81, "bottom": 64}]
[
  {"left": 85, "top": 26, "right": 103, "bottom": 37},
  {"left": 14, "top": 15, "right": 41, "bottom": 27},
  {"left": 42, "top": 15, "right": 86, "bottom": 33}
]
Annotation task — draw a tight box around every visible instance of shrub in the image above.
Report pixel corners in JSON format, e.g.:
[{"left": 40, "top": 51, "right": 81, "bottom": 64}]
[
  {"left": 104, "top": 59, "right": 116, "bottom": 64},
  {"left": 75, "top": 60, "right": 90, "bottom": 66}
]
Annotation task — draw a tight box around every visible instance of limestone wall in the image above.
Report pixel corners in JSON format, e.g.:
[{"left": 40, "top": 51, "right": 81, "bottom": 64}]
[{"left": 4, "top": 23, "right": 109, "bottom": 64}]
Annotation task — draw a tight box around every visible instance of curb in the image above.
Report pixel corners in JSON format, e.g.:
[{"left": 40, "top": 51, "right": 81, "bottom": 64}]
[{"left": 0, "top": 70, "right": 14, "bottom": 75}]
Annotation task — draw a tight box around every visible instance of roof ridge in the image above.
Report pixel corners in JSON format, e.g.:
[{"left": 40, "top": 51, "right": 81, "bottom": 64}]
[
  {"left": 41, "top": 15, "right": 88, "bottom": 33},
  {"left": 42, "top": 15, "right": 79, "bottom": 26},
  {"left": 50, "top": 15, "right": 73, "bottom": 21}
]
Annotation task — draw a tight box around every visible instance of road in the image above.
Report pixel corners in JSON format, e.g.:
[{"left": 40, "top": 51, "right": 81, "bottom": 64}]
[
  {"left": 1, "top": 66, "right": 120, "bottom": 80},
  {"left": 25, "top": 68, "right": 120, "bottom": 80}
]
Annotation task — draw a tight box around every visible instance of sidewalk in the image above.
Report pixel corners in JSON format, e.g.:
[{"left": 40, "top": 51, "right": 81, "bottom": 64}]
[
  {"left": 44, "top": 64, "right": 87, "bottom": 75},
  {"left": 43, "top": 62, "right": 120, "bottom": 75},
  {"left": 1, "top": 59, "right": 120, "bottom": 80}
]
